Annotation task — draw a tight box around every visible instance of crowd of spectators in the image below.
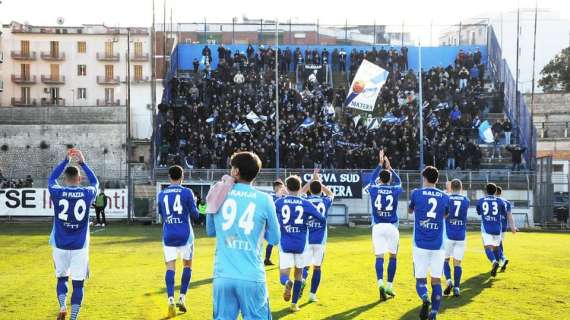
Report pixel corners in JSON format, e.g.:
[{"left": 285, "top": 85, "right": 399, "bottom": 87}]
[
  {"left": 158, "top": 45, "right": 513, "bottom": 171},
  {"left": 0, "top": 169, "right": 34, "bottom": 189}
]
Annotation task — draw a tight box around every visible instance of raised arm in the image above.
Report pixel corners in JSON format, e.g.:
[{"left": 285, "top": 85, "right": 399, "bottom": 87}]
[
  {"left": 301, "top": 169, "right": 319, "bottom": 195},
  {"left": 75, "top": 149, "right": 99, "bottom": 191},
  {"left": 368, "top": 149, "right": 385, "bottom": 186},
  {"left": 321, "top": 184, "right": 335, "bottom": 200},
  {"left": 48, "top": 158, "right": 70, "bottom": 189},
  {"left": 384, "top": 157, "right": 401, "bottom": 188},
  {"left": 264, "top": 197, "right": 280, "bottom": 245},
  {"left": 305, "top": 202, "right": 327, "bottom": 223}
]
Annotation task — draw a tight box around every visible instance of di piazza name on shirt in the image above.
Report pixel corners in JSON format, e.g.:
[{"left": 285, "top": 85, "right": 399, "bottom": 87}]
[
  {"left": 62, "top": 191, "right": 85, "bottom": 198},
  {"left": 422, "top": 190, "right": 443, "bottom": 197}
]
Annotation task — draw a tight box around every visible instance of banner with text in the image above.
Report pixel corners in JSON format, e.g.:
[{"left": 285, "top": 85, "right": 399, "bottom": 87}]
[
  {"left": 301, "top": 171, "right": 362, "bottom": 199},
  {"left": 0, "top": 188, "right": 128, "bottom": 218},
  {"left": 345, "top": 60, "right": 389, "bottom": 112}
]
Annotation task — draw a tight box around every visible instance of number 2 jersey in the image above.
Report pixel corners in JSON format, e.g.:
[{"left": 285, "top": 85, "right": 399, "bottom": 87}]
[
  {"left": 274, "top": 195, "right": 326, "bottom": 254},
  {"left": 367, "top": 166, "right": 402, "bottom": 225},
  {"left": 305, "top": 195, "right": 333, "bottom": 245},
  {"left": 48, "top": 158, "right": 99, "bottom": 250},
  {"left": 476, "top": 196, "right": 506, "bottom": 235},
  {"left": 409, "top": 187, "right": 450, "bottom": 250},
  {"left": 157, "top": 184, "right": 199, "bottom": 247},
  {"left": 445, "top": 194, "right": 470, "bottom": 241}
]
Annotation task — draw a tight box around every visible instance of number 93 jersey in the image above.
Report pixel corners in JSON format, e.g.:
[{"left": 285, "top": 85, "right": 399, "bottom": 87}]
[
  {"left": 158, "top": 185, "right": 199, "bottom": 247},
  {"left": 305, "top": 195, "right": 333, "bottom": 245},
  {"left": 275, "top": 195, "right": 326, "bottom": 254},
  {"left": 409, "top": 187, "right": 450, "bottom": 250},
  {"left": 476, "top": 196, "right": 506, "bottom": 235},
  {"left": 49, "top": 185, "right": 97, "bottom": 250}
]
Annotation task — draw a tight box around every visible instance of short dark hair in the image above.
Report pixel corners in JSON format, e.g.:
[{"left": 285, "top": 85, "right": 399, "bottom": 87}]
[
  {"left": 496, "top": 186, "right": 503, "bottom": 195},
  {"left": 285, "top": 175, "right": 302, "bottom": 192},
  {"left": 230, "top": 151, "right": 262, "bottom": 182},
  {"left": 64, "top": 166, "right": 80, "bottom": 180},
  {"left": 168, "top": 165, "right": 184, "bottom": 181},
  {"left": 422, "top": 166, "right": 439, "bottom": 184},
  {"left": 309, "top": 181, "right": 322, "bottom": 195},
  {"left": 379, "top": 170, "right": 391, "bottom": 184},
  {"left": 486, "top": 183, "right": 497, "bottom": 195},
  {"left": 273, "top": 180, "right": 284, "bottom": 191},
  {"left": 450, "top": 179, "right": 462, "bottom": 192}
]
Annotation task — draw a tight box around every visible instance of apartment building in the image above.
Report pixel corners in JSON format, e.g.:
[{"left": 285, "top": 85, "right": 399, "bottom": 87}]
[{"left": 0, "top": 21, "right": 153, "bottom": 139}]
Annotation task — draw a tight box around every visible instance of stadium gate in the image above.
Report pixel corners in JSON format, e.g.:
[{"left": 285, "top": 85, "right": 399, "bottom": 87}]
[{"left": 534, "top": 156, "right": 553, "bottom": 226}]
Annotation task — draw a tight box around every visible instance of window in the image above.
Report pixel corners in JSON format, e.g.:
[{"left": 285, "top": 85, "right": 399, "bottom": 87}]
[
  {"left": 50, "top": 41, "right": 59, "bottom": 57},
  {"left": 21, "top": 87, "right": 31, "bottom": 104},
  {"left": 134, "top": 65, "right": 143, "bottom": 81},
  {"left": 20, "top": 64, "right": 30, "bottom": 79},
  {"left": 78, "top": 88, "right": 87, "bottom": 99},
  {"left": 104, "top": 88, "right": 114, "bottom": 104},
  {"left": 105, "top": 41, "right": 114, "bottom": 57},
  {"left": 50, "top": 64, "right": 60, "bottom": 80},
  {"left": 553, "top": 164, "right": 564, "bottom": 172},
  {"left": 77, "top": 41, "right": 86, "bottom": 53},
  {"left": 134, "top": 41, "right": 143, "bottom": 57},
  {"left": 78, "top": 64, "right": 87, "bottom": 76},
  {"left": 21, "top": 40, "right": 30, "bottom": 55},
  {"left": 105, "top": 65, "right": 114, "bottom": 79}
]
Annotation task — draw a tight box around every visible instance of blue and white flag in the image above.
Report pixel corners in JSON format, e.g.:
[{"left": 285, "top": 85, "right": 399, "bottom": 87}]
[
  {"left": 381, "top": 113, "right": 398, "bottom": 124},
  {"left": 246, "top": 111, "right": 262, "bottom": 124},
  {"left": 479, "top": 120, "right": 494, "bottom": 143},
  {"left": 300, "top": 117, "right": 315, "bottom": 128},
  {"left": 367, "top": 118, "right": 380, "bottom": 130},
  {"left": 353, "top": 115, "right": 361, "bottom": 127},
  {"left": 235, "top": 123, "right": 251, "bottom": 133},
  {"left": 345, "top": 60, "right": 389, "bottom": 112},
  {"left": 215, "top": 133, "right": 227, "bottom": 141},
  {"left": 206, "top": 116, "right": 216, "bottom": 124}
]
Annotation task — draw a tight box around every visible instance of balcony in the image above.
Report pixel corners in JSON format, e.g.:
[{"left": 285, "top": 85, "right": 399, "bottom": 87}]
[
  {"left": 11, "top": 74, "right": 37, "bottom": 84},
  {"left": 11, "top": 97, "right": 37, "bottom": 106},
  {"left": 40, "top": 51, "right": 65, "bottom": 61},
  {"left": 0, "top": 51, "right": 3, "bottom": 63},
  {"left": 97, "top": 52, "right": 120, "bottom": 62},
  {"left": 96, "top": 99, "right": 121, "bottom": 106},
  {"left": 127, "top": 52, "right": 150, "bottom": 62},
  {"left": 41, "top": 98, "right": 66, "bottom": 106},
  {"left": 97, "top": 76, "right": 120, "bottom": 85},
  {"left": 41, "top": 75, "right": 66, "bottom": 85},
  {"left": 11, "top": 51, "right": 37, "bottom": 60},
  {"left": 131, "top": 76, "right": 150, "bottom": 84}
]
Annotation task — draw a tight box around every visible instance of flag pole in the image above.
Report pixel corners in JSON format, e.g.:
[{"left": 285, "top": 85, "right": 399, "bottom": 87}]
[
  {"left": 418, "top": 42, "right": 425, "bottom": 180},
  {"left": 275, "top": 19, "right": 280, "bottom": 178}
]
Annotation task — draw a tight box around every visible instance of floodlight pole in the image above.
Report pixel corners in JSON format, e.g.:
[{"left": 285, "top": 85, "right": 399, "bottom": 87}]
[
  {"left": 418, "top": 42, "right": 425, "bottom": 182},
  {"left": 275, "top": 19, "right": 280, "bottom": 178}
]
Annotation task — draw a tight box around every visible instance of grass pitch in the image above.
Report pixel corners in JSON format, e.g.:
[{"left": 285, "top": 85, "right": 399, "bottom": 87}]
[{"left": 0, "top": 224, "right": 569, "bottom": 319}]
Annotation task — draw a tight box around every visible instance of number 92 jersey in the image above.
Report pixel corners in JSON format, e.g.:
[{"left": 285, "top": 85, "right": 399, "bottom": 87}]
[
  {"left": 158, "top": 185, "right": 199, "bottom": 247},
  {"left": 49, "top": 185, "right": 97, "bottom": 250},
  {"left": 305, "top": 195, "right": 333, "bottom": 245},
  {"left": 476, "top": 196, "right": 506, "bottom": 235},
  {"left": 409, "top": 187, "right": 450, "bottom": 250}
]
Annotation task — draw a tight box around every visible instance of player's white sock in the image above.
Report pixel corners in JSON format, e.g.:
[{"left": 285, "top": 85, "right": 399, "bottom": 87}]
[
  {"left": 377, "top": 279, "right": 384, "bottom": 288},
  {"left": 168, "top": 297, "right": 175, "bottom": 305},
  {"left": 446, "top": 279, "right": 453, "bottom": 286},
  {"left": 387, "top": 282, "right": 393, "bottom": 289},
  {"left": 179, "top": 294, "right": 185, "bottom": 302}
]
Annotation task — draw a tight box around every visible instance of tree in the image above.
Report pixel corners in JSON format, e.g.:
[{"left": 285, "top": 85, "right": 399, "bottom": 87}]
[{"left": 538, "top": 47, "right": 570, "bottom": 92}]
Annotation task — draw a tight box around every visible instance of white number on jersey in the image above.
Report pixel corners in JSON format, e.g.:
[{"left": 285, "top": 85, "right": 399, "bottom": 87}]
[
  {"left": 221, "top": 198, "right": 256, "bottom": 234},
  {"left": 482, "top": 201, "right": 499, "bottom": 216},
  {"left": 294, "top": 206, "right": 304, "bottom": 224},
  {"left": 163, "top": 194, "right": 183, "bottom": 216},
  {"left": 57, "top": 199, "right": 87, "bottom": 222},
  {"left": 315, "top": 202, "right": 326, "bottom": 216},
  {"left": 426, "top": 197, "right": 438, "bottom": 218},
  {"left": 281, "top": 205, "right": 304, "bottom": 224},
  {"left": 453, "top": 200, "right": 462, "bottom": 217},
  {"left": 374, "top": 194, "right": 394, "bottom": 211}
]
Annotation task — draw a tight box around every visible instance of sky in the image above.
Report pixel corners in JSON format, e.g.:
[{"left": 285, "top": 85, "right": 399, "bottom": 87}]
[{"left": 0, "top": 0, "right": 569, "bottom": 45}]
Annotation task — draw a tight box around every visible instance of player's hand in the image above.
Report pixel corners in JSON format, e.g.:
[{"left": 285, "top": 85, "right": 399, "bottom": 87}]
[
  {"left": 312, "top": 168, "right": 320, "bottom": 181},
  {"left": 66, "top": 148, "right": 76, "bottom": 161},
  {"left": 384, "top": 156, "right": 391, "bottom": 170},
  {"left": 446, "top": 181, "right": 452, "bottom": 193},
  {"left": 511, "top": 226, "right": 518, "bottom": 234},
  {"left": 74, "top": 149, "right": 86, "bottom": 163},
  {"left": 379, "top": 149, "right": 385, "bottom": 166}
]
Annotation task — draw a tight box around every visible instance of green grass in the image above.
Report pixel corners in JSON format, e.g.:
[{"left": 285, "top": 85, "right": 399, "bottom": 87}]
[{"left": 0, "top": 224, "right": 569, "bottom": 319}]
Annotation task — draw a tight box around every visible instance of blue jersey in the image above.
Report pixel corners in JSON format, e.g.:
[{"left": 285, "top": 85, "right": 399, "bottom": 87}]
[
  {"left": 499, "top": 197, "right": 512, "bottom": 232},
  {"left": 367, "top": 166, "right": 402, "bottom": 225},
  {"left": 445, "top": 194, "right": 470, "bottom": 241},
  {"left": 157, "top": 184, "right": 199, "bottom": 247},
  {"left": 305, "top": 195, "right": 333, "bottom": 245},
  {"left": 409, "top": 187, "right": 449, "bottom": 250},
  {"left": 476, "top": 196, "right": 506, "bottom": 235},
  {"left": 206, "top": 183, "right": 280, "bottom": 282},
  {"left": 48, "top": 159, "right": 98, "bottom": 250},
  {"left": 275, "top": 195, "right": 326, "bottom": 253}
]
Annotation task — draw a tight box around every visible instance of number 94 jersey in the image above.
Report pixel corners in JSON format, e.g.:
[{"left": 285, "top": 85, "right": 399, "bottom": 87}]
[
  {"left": 476, "top": 196, "right": 506, "bottom": 236},
  {"left": 158, "top": 185, "right": 199, "bottom": 247},
  {"left": 409, "top": 187, "right": 450, "bottom": 250},
  {"left": 49, "top": 185, "right": 97, "bottom": 250}
]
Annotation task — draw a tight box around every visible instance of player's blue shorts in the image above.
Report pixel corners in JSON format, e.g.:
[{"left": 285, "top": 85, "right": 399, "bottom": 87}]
[{"left": 213, "top": 278, "right": 272, "bottom": 320}]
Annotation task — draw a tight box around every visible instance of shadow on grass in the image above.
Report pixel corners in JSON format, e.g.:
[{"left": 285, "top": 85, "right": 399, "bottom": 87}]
[
  {"left": 320, "top": 300, "right": 382, "bottom": 320},
  {"left": 271, "top": 301, "right": 312, "bottom": 319},
  {"left": 144, "top": 278, "right": 214, "bottom": 297},
  {"left": 399, "top": 272, "right": 496, "bottom": 320}
]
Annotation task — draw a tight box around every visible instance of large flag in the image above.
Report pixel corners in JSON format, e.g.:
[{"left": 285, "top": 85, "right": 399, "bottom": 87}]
[
  {"left": 246, "top": 111, "right": 262, "bottom": 124},
  {"left": 367, "top": 118, "right": 380, "bottom": 130},
  {"left": 345, "top": 60, "right": 389, "bottom": 112},
  {"left": 235, "top": 123, "right": 251, "bottom": 133},
  {"left": 300, "top": 117, "right": 315, "bottom": 128},
  {"left": 479, "top": 120, "right": 494, "bottom": 143}
]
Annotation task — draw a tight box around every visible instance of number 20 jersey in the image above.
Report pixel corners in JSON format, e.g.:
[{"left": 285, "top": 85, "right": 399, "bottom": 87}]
[{"left": 409, "top": 187, "right": 450, "bottom": 250}]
